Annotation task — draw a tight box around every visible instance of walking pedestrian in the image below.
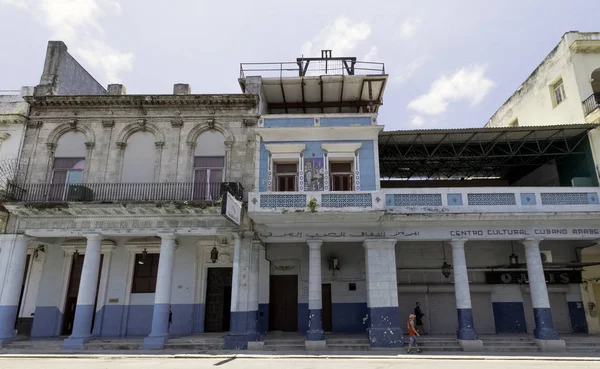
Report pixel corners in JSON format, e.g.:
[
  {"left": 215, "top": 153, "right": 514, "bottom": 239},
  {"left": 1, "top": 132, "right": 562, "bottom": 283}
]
[
  {"left": 407, "top": 313, "right": 422, "bottom": 354},
  {"left": 414, "top": 302, "right": 428, "bottom": 335}
]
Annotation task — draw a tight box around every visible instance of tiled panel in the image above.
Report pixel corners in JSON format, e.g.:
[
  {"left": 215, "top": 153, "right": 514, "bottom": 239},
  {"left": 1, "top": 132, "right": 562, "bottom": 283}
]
[
  {"left": 393, "top": 194, "right": 442, "bottom": 206},
  {"left": 467, "top": 193, "right": 516, "bottom": 206},
  {"left": 321, "top": 193, "right": 372, "bottom": 208},
  {"left": 260, "top": 194, "right": 307, "bottom": 208},
  {"left": 540, "top": 192, "right": 599, "bottom": 205}
]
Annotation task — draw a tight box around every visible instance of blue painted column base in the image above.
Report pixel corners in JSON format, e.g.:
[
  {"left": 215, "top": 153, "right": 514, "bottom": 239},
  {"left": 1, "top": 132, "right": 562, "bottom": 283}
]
[
  {"left": 0, "top": 305, "right": 18, "bottom": 346},
  {"left": 62, "top": 337, "right": 91, "bottom": 350},
  {"left": 457, "top": 308, "right": 478, "bottom": 340},
  {"left": 533, "top": 308, "right": 559, "bottom": 340},
  {"left": 225, "top": 311, "right": 251, "bottom": 350},
  {"left": 143, "top": 336, "right": 169, "bottom": 350},
  {"left": 306, "top": 309, "right": 325, "bottom": 341},
  {"left": 367, "top": 307, "right": 403, "bottom": 347},
  {"left": 246, "top": 310, "right": 260, "bottom": 342},
  {"left": 224, "top": 334, "right": 249, "bottom": 350}
]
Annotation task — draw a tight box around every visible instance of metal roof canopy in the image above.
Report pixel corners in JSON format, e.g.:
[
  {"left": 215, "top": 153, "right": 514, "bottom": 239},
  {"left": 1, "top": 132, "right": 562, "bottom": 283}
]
[
  {"left": 239, "top": 51, "right": 387, "bottom": 114},
  {"left": 378, "top": 124, "right": 598, "bottom": 181}
]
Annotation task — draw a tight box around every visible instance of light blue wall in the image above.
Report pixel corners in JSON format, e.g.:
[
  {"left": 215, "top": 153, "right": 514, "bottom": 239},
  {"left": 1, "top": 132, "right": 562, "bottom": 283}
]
[
  {"left": 320, "top": 117, "right": 371, "bottom": 127},
  {"left": 31, "top": 244, "right": 65, "bottom": 337},
  {"left": 258, "top": 140, "right": 376, "bottom": 191},
  {"left": 264, "top": 118, "right": 314, "bottom": 128},
  {"left": 263, "top": 117, "right": 372, "bottom": 128}
]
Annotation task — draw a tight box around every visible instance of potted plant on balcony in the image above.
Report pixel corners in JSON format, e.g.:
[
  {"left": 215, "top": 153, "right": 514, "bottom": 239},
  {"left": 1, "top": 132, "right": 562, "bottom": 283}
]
[{"left": 307, "top": 197, "right": 318, "bottom": 213}]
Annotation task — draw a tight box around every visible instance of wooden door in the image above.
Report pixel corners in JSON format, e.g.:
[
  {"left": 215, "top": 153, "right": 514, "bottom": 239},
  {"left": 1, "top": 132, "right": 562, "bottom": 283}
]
[
  {"left": 204, "top": 268, "right": 233, "bottom": 332},
  {"left": 269, "top": 275, "right": 298, "bottom": 332},
  {"left": 322, "top": 283, "right": 332, "bottom": 332},
  {"left": 61, "top": 254, "right": 103, "bottom": 336}
]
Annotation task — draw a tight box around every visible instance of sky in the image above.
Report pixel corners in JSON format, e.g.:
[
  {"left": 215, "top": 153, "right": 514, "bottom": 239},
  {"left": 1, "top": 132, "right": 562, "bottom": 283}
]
[{"left": 1, "top": 0, "right": 599, "bottom": 131}]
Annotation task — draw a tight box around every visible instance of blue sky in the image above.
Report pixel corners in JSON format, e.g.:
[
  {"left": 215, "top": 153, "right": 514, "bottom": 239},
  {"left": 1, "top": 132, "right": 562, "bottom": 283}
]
[{"left": 1, "top": 0, "right": 599, "bottom": 131}]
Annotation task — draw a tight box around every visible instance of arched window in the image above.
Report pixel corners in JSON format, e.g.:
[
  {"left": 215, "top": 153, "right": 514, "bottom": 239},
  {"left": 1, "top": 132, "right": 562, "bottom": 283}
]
[
  {"left": 50, "top": 131, "right": 86, "bottom": 200},
  {"left": 52, "top": 131, "right": 86, "bottom": 184},
  {"left": 194, "top": 131, "right": 225, "bottom": 200},
  {"left": 121, "top": 131, "right": 156, "bottom": 182}
]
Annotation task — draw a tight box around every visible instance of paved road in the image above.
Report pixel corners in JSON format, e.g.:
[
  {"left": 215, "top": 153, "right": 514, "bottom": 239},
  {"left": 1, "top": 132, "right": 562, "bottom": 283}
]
[{"left": 0, "top": 357, "right": 599, "bottom": 369}]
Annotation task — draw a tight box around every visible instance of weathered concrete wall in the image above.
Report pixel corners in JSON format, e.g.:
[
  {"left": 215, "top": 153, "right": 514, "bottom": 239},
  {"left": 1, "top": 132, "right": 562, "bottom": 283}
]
[
  {"left": 35, "top": 41, "right": 106, "bottom": 96},
  {"left": 19, "top": 94, "right": 259, "bottom": 198}
]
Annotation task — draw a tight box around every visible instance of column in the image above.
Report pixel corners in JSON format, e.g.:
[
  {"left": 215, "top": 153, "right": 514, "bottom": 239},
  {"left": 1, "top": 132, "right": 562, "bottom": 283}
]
[
  {"left": 224, "top": 232, "right": 253, "bottom": 350},
  {"left": 306, "top": 240, "right": 325, "bottom": 348},
  {"left": 62, "top": 234, "right": 103, "bottom": 350},
  {"left": 363, "top": 239, "right": 403, "bottom": 348},
  {"left": 0, "top": 235, "right": 30, "bottom": 345},
  {"left": 246, "top": 240, "right": 261, "bottom": 342},
  {"left": 522, "top": 239, "right": 559, "bottom": 340},
  {"left": 450, "top": 239, "right": 483, "bottom": 351},
  {"left": 142, "top": 233, "right": 177, "bottom": 350}
]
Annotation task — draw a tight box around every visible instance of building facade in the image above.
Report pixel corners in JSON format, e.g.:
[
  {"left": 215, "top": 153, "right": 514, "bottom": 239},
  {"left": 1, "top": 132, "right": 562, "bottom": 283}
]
[
  {"left": 484, "top": 31, "right": 600, "bottom": 333},
  {"left": 1, "top": 45, "right": 600, "bottom": 354}
]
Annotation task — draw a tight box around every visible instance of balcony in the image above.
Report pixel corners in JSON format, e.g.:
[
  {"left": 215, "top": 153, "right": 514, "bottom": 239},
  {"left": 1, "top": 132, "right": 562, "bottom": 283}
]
[
  {"left": 583, "top": 93, "right": 600, "bottom": 119},
  {"left": 248, "top": 187, "right": 600, "bottom": 222},
  {"left": 2, "top": 182, "right": 244, "bottom": 204}
]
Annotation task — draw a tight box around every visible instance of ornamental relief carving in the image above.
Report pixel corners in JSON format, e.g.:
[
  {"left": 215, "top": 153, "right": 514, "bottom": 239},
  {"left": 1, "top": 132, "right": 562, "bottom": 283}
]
[{"left": 18, "top": 216, "right": 233, "bottom": 231}]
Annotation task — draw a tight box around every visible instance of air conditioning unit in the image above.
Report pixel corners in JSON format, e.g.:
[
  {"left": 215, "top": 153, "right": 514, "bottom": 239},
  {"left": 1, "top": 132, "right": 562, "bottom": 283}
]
[{"left": 540, "top": 251, "right": 553, "bottom": 264}]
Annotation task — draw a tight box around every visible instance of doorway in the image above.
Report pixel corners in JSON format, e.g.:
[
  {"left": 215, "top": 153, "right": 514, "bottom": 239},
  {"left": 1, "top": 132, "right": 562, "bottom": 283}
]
[
  {"left": 61, "top": 254, "right": 103, "bottom": 336},
  {"left": 322, "top": 283, "right": 332, "bottom": 332},
  {"left": 204, "top": 267, "right": 233, "bottom": 332},
  {"left": 269, "top": 275, "right": 298, "bottom": 332}
]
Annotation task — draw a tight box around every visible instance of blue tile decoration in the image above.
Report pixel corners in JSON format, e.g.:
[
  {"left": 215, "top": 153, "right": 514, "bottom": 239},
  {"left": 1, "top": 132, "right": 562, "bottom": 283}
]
[
  {"left": 540, "top": 192, "right": 594, "bottom": 205},
  {"left": 321, "top": 193, "right": 372, "bottom": 208},
  {"left": 467, "top": 193, "right": 516, "bottom": 206},
  {"left": 520, "top": 193, "right": 537, "bottom": 205},
  {"left": 260, "top": 194, "right": 307, "bottom": 208},
  {"left": 447, "top": 193, "right": 463, "bottom": 206},
  {"left": 393, "top": 193, "right": 442, "bottom": 207}
]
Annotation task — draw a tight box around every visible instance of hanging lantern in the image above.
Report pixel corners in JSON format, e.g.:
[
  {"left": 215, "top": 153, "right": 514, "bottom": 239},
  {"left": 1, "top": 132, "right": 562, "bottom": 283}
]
[
  {"left": 509, "top": 253, "right": 519, "bottom": 267},
  {"left": 442, "top": 261, "right": 452, "bottom": 279},
  {"left": 73, "top": 250, "right": 79, "bottom": 260},
  {"left": 138, "top": 249, "right": 148, "bottom": 265},
  {"left": 210, "top": 246, "right": 219, "bottom": 263}
]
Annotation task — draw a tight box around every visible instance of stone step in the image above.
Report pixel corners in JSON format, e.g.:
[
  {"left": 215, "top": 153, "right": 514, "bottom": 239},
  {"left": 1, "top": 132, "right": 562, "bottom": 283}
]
[
  {"left": 418, "top": 346, "right": 462, "bottom": 352},
  {"left": 327, "top": 344, "right": 371, "bottom": 351},
  {"left": 6, "top": 341, "right": 62, "bottom": 350},
  {"left": 486, "top": 347, "right": 540, "bottom": 352},
  {"left": 263, "top": 345, "right": 305, "bottom": 351},
  {"left": 85, "top": 342, "right": 141, "bottom": 350},
  {"left": 164, "top": 343, "right": 223, "bottom": 350},
  {"left": 566, "top": 347, "right": 600, "bottom": 353},
  {"left": 483, "top": 342, "right": 538, "bottom": 347},
  {"left": 326, "top": 339, "right": 369, "bottom": 344}
]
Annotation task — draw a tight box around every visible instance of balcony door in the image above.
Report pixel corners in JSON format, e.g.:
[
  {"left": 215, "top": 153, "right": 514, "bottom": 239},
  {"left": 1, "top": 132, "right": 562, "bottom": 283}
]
[
  {"left": 193, "top": 156, "right": 224, "bottom": 201},
  {"left": 51, "top": 158, "right": 84, "bottom": 201}
]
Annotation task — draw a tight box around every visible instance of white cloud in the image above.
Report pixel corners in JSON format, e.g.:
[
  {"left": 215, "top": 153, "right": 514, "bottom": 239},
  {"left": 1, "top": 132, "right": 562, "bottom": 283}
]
[
  {"left": 302, "top": 16, "right": 371, "bottom": 57},
  {"left": 1, "top": 0, "right": 133, "bottom": 83},
  {"left": 398, "top": 17, "right": 422, "bottom": 40},
  {"left": 411, "top": 115, "right": 425, "bottom": 126},
  {"left": 394, "top": 55, "right": 428, "bottom": 83},
  {"left": 407, "top": 65, "right": 495, "bottom": 116},
  {"left": 76, "top": 40, "right": 133, "bottom": 83},
  {"left": 363, "top": 46, "right": 378, "bottom": 61}
]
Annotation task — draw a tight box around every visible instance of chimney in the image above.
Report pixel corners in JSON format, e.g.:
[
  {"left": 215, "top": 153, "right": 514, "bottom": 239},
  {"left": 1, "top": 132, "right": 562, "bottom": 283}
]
[
  {"left": 107, "top": 84, "right": 126, "bottom": 95},
  {"left": 174, "top": 83, "right": 191, "bottom": 95}
]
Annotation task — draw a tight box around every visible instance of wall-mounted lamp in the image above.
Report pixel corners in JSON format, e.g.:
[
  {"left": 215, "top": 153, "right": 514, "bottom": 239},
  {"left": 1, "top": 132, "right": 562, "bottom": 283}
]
[
  {"left": 509, "top": 241, "right": 519, "bottom": 267},
  {"left": 138, "top": 249, "right": 148, "bottom": 265},
  {"left": 73, "top": 249, "right": 79, "bottom": 260},
  {"left": 441, "top": 242, "right": 451, "bottom": 279},
  {"left": 329, "top": 257, "right": 340, "bottom": 276},
  {"left": 211, "top": 246, "right": 219, "bottom": 263}
]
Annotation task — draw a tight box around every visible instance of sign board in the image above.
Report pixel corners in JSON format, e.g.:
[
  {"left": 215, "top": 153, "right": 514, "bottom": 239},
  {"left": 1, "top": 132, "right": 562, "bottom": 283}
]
[
  {"left": 221, "top": 191, "right": 242, "bottom": 225},
  {"left": 485, "top": 270, "right": 582, "bottom": 285}
]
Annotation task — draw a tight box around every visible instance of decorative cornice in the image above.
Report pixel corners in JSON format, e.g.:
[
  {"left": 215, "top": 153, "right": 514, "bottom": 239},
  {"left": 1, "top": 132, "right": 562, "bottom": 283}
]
[
  {"left": 101, "top": 120, "right": 115, "bottom": 128},
  {"left": 0, "top": 132, "right": 10, "bottom": 142},
  {"left": 171, "top": 119, "right": 183, "bottom": 128},
  {"left": 243, "top": 118, "right": 257, "bottom": 127},
  {"left": 24, "top": 94, "right": 260, "bottom": 109}
]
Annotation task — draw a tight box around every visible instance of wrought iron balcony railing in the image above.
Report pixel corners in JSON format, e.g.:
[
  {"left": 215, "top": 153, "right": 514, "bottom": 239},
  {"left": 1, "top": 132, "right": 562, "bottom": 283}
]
[
  {"left": 2, "top": 182, "right": 244, "bottom": 204},
  {"left": 582, "top": 93, "right": 600, "bottom": 116}
]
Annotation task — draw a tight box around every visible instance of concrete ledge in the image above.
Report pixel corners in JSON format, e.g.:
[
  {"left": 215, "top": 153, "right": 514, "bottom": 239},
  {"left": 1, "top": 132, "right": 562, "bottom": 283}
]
[
  {"left": 535, "top": 339, "right": 566, "bottom": 352},
  {"left": 142, "top": 336, "right": 168, "bottom": 350},
  {"left": 61, "top": 337, "right": 90, "bottom": 350},
  {"left": 459, "top": 339, "right": 483, "bottom": 352},
  {"left": 0, "top": 337, "right": 14, "bottom": 347},
  {"left": 247, "top": 341, "right": 264, "bottom": 351},
  {"left": 305, "top": 340, "right": 326, "bottom": 351}
]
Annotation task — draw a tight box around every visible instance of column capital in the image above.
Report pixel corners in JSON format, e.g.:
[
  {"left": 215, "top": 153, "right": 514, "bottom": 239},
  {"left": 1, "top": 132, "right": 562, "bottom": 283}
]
[
  {"left": 363, "top": 239, "right": 397, "bottom": 249},
  {"left": 307, "top": 239, "right": 323, "bottom": 249},
  {"left": 252, "top": 239, "right": 263, "bottom": 247},
  {"left": 83, "top": 233, "right": 103, "bottom": 242},
  {"left": 157, "top": 232, "right": 177, "bottom": 241},
  {"left": 449, "top": 238, "right": 468, "bottom": 247},
  {"left": 15, "top": 234, "right": 33, "bottom": 244},
  {"left": 521, "top": 238, "right": 542, "bottom": 247}
]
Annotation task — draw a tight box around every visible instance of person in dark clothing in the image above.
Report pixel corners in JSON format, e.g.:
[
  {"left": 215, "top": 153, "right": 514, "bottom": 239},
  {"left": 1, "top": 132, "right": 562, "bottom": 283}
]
[{"left": 414, "top": 302, "right": 427, "bottom": 335}]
